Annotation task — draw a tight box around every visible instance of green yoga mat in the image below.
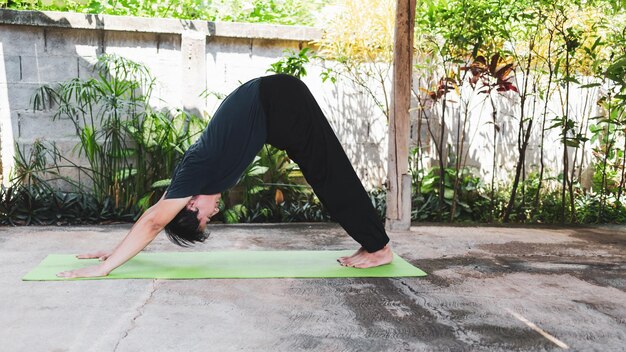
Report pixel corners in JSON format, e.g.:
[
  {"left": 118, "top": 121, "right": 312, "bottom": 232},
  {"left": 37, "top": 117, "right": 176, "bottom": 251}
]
[{"left": 22, "top": 250, "right": 427, "bottom": 281}]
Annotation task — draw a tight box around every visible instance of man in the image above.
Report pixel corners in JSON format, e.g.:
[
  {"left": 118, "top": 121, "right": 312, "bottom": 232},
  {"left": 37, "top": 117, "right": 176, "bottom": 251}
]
[{"left": 57, "top": 74, "right": 392, "bottom": 279}]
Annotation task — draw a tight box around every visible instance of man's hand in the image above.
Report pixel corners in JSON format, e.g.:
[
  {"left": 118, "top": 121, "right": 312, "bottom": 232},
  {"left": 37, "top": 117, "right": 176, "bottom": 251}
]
[
  {"left": 54, "top": 196, "right": 190, "bottom": 279},
  {"left": 76, "top": 251, "right": 112, "bottom": 261},
  {"left": 56, "top": 264, "right": 109, "bottom": 279}
]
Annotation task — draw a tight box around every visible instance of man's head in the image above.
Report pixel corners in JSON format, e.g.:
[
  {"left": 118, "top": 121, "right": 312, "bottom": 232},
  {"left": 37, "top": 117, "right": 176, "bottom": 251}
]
[{"left": 164, "top": 194, "right": 221, "bottom": 247}]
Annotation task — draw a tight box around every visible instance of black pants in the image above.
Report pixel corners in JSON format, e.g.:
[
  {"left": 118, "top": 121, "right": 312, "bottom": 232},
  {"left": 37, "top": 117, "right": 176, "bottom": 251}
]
[{"left": 260, "top": 74, "right": 390, "bottom": 253}]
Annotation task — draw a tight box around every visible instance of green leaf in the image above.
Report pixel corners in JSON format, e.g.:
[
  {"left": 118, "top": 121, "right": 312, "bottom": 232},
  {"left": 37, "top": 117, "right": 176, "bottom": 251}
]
[
  {"left": 563, "top": 76, "right": 581, "bottom": 84},
  {"left": 420, "top": 184, "right": 433, "bottom": 194},
  {"left": 224, "top": 204, "right": 248, "bottom": 224},
  {"left": 224, "top": 209, "right": 240, "bottom": 224},
  {"left": 457, "top": 201, "right": 470, "bottom": 209},
  {"left": 116, "top": 168, "right": 137, "bottom": 180},
  {"left": 606, "top": 57, "right": 626, "bottom": 83},
  {"left": 151, "top": 179, "right": 171, "bottom": 188},
  {"left": 248, "top": 185, "right": 265, "bottom": 195},
  {"left": 248, "top": 165, "right": 269, "bottom": 176},
  {"left": 137, "top": 192, "right": 153, "bottom": 211},
  {"left": 579, "top": 83, "right": 601, "bottom": 89}
]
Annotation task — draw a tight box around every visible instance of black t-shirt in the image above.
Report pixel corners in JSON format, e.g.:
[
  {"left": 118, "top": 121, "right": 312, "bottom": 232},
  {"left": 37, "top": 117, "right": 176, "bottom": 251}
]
[{"left": 164, "top": 77, "right": 267, "bottom": 199}]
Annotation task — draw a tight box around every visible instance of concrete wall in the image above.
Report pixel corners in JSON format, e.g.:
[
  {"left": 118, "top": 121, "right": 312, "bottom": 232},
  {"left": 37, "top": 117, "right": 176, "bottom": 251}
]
[
  {"left": 0, "top": 9, "right": 389, "bottom": 190},
  {"left": 416, "top": 74, "right": 602, "bottom": 186},
  {"left": 0, "top": 10, "right": 602, "bottom": 194}
]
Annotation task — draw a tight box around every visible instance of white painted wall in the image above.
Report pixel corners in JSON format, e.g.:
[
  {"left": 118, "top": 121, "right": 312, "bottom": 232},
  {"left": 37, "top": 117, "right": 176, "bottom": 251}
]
[
  {"left": 416, "top": 74, "right": 601, "bottom": 185},
  {"left": 0, "top": 10, "right": 603, "bottom": 193},
  {"left": 0, "top": 10, "right": 388, "bottom": 190}
]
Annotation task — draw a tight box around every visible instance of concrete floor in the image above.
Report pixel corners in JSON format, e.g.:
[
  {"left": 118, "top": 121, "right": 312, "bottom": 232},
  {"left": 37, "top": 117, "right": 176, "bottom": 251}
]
[{"left": 1, "top": 223, "right": 625, "bottom": 352}]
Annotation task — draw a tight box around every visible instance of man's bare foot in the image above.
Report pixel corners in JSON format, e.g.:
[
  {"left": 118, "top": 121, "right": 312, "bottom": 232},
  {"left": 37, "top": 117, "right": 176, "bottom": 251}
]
[
  {"left": 337, "top": 247, "right": 366, "bottom": 265},
  {"left": 337, "top": 244, "right": 393, "bottom": 268}
]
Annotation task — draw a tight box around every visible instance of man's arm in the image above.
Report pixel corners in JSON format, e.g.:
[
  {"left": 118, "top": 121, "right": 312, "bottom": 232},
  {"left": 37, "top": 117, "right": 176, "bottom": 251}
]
[
  {"left": 56, "top": 196, "right": 191, "bottom": 278},
  {"left": 101, "top": 192, "right": 171, "bottom": 257},
  {"left": 74, "top": 193, "right": 173, "bottom": 262}
]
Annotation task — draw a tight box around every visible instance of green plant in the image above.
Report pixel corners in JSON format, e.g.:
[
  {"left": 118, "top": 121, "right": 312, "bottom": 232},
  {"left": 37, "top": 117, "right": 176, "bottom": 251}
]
[
  {"left": 462, "top": 53, "right": 518, "bottom": 221},
  {"left": 314, "top": 0, "right": 394, "bottom": 119},
  {"left": 279, "top": 194, "right": 330, "bottom": 222},
  {"left": 413, "top": 167, "right": 487, "bottom": 221},
  {"left": 576, "top": 192, "right": 626, "bottom": 223},
  {"left": 368, "top": 188, "right": 387, "bottom": 222},
  {"left": 605, "top": 55, "right": 626, "bottom": 197},
  {"left": 4, "top": 137, "right": 141, "bottom": 224},
  {"left": 31, "top": 54, "right": 206, "bottom": 213},
  {"left": 0, "top": 184, "right": 137, "bottom": 225},
  {"left": 267, "top": 48, "right": 313, "bottom": 78},
  {"left": 213, "top": 49, "right": 326, "bottom": 223},
  {"left": 1, "top": 0, "right": 329, "bottom": 26}
]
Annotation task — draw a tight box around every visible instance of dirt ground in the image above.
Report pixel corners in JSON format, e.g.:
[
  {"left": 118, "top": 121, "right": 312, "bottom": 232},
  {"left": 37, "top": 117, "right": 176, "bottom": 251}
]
[{"left": 1, "top": 223, "right": 625, "bottom": 351}]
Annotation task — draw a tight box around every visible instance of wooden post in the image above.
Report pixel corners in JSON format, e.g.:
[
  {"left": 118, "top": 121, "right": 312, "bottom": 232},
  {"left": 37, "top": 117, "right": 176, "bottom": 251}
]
[{"left": 386, "top": 0, "right": 416, "bottom": 231}]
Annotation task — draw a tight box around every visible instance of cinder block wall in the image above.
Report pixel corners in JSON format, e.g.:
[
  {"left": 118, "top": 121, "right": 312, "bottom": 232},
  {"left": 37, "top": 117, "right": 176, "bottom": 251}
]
[{"left": 0, "top": 9, "right": 389, "bottom": 191}]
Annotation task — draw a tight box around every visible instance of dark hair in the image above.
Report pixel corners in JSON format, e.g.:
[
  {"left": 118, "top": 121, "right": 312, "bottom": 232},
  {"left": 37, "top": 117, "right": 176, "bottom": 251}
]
[{"left": 164, "top": 207, "right": 209, "bottom": 247}]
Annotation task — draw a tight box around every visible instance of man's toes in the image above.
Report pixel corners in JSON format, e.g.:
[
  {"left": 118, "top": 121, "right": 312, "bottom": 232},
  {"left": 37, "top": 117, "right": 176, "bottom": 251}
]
[
  {"left": 339, "top": 257, "right": 352, "bottom": 266},
  {"left": 339, "top": 248, "right": 367, "bottom": 264},
  {"left": 343, "top": 257, "right": 359, "bottom": 266},
  {"left": 351, "top": 258, "right": 375, "bottom": 268},
  {"left": 347, "top": 258, "right": 367, "bottom": 268}
]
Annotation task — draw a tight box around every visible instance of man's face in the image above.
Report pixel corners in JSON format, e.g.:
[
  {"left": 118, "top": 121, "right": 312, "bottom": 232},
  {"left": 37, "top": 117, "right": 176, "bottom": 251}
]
[{"left": 186, "top": 194, "right": 221, "bottom": 232}]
